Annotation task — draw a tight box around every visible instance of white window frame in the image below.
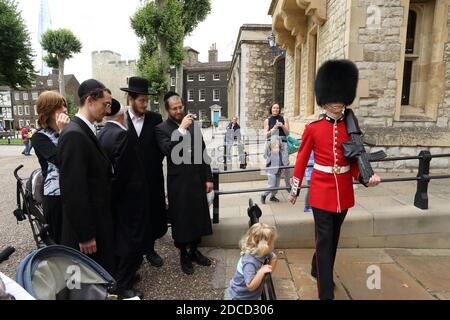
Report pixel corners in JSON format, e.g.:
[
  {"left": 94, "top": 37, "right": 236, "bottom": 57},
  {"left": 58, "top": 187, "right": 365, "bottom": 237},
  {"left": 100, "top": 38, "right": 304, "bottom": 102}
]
[
  {"left": 32, "top": 92, "right": 38, "bottom": 100},
  {"left": 213, "top": 89, "right": 220, "bottom": 101},
  {"left": 13, "top": 106, "right": 17, "bottom": 115},
  {"left": 188, "top": 89, "right": 194, "bottom": 102},
  {"left": 24, "top": 105, "right": 30, "bottom": 115},
  {"left": 23, "top": 92, "right": 28, "bottom": 101},
  {"left": 213, "top": 73, "right": 220, "bottom": 81},
  {"left": 18, "top": 106, "right": 23, "bottom": 116},
  {"left": 25, "top": 120, "right": 30, "bottom": 126},
  {"left": 14, "top": 93, "right": 20, "bottom": 101},
  {"left": 199, "top": 74, "right": 206, "bottom": 82},
  {"left": 199, "top": 89, "right": 206, "bottom": 101},
  {"left": 35, "top": 119, "right": 39, "bottom": 128},
  {"left": 19, "top": 120, "right": 24, "bottom": 128},
  {"left": 34, "top": 105, "right": 37, "bottom": 115},
  {"left": 187, "top": 74, "right": 194, "bottom": 82},
  {"left": 47, "top": 79, "right": 53, "bottom": 87}
]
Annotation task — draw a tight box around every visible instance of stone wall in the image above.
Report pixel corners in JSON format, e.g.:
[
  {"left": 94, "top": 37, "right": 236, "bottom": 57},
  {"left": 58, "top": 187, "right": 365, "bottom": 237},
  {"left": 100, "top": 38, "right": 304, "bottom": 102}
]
[
  {"left": 92, "top": 51, "right": 137, "bottom": 106},
  {"left": 242, "top": 42, "right": 275, "bottom": 131}
]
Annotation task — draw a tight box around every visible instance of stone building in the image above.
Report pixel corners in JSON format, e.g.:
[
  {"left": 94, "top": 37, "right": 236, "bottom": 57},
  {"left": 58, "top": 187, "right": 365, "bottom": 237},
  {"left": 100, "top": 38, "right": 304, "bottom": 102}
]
[
  {"left": 92, "top": 51, "right": 137, "bottom": 106},
  {"left": 11, "top": 72, "right": 79, "bottom": 130},
  {"left": 182, "top": 45, "right": 231, "bottom": 123},
  {"left": 228, "top": 24, "right": 278, "bottom": 132},
  {"left": 269, "top": 0, "right": 450, "bottom": 171}
]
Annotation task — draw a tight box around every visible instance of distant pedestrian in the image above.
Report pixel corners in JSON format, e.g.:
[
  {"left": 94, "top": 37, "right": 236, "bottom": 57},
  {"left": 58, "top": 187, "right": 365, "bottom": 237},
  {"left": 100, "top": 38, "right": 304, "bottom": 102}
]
[{"left": 21, "top": 126, "right": 30, "bottom": 155}]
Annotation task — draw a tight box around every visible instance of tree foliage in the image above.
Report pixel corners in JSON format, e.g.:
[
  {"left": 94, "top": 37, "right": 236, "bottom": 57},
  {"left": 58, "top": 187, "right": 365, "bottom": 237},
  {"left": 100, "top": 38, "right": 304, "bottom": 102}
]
[
  {"left": 41, "top": 28, "right": 82, "bottom": 96},
  {"left": 0, "top": 0, "right": 36, "bottom": 88},
  {"left": 131, "top": 0, "right": 211, "bottom": 97}
]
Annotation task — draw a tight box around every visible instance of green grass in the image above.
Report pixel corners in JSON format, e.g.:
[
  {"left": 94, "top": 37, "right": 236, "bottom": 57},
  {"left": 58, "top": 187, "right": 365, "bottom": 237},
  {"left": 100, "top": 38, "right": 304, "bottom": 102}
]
[{"left": 0, "top": 138, "right": 22, "bottom": 145}]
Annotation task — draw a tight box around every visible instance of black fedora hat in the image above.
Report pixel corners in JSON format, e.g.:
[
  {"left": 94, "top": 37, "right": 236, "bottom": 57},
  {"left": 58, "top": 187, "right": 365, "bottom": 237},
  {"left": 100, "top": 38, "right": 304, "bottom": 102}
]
[{"left": 120, "top": 76, "right": 157, "bottom": 95}]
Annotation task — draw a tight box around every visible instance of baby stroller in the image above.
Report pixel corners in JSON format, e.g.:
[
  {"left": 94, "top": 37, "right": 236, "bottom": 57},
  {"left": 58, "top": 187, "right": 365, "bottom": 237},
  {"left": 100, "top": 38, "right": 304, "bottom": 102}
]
[
  {"left": 13, "top": 165, "right": 54, "bottom": 248},
  {"left": 16, "top": 245, "right": 116, "bottom": 300}
]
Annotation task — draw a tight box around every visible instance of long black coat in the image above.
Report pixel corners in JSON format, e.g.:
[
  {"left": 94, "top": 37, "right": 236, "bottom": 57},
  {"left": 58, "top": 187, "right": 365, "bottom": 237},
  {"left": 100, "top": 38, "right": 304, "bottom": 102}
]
[
  {"left": 98, "top": 122, "right": 148, "bottom": 258},
  {"left": 57, "top": 116, "right": 115, "bottom": 274},
  {"left": 127, "top": 111, "right": 168, "bottom": 244},
  {"left": 155, "top": 119, "right": 213, "bottom": 243}
]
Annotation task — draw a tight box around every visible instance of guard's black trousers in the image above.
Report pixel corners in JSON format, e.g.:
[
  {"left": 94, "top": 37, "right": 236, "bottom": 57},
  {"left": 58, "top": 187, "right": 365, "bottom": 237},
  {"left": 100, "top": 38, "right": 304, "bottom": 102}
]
[{"left": 311, "top": 208, "right": 348, "bottom": 300}]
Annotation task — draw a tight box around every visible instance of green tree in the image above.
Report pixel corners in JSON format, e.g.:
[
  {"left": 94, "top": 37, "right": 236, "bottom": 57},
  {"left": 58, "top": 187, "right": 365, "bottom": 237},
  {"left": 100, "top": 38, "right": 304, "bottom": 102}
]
[
  {"left": 131, "top": 0, "right": 211, "bottom": 111},
  {"left": 41, "top": 29, "right": 82, "bottom": 97},
  {"left": 0, "top": 0, "right": 36, "bottom": 88},
  {"left": 65, "top": 95, "right": 77, "bottom": 119}
]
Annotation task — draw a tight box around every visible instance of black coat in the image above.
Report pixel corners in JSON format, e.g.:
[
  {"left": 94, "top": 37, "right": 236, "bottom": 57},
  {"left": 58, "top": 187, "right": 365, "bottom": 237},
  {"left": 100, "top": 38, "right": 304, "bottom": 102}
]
[
  {"left": 155, "top": 118, "right": 213, "bottom": 243},
  {"left": 126, "top": 111, "right": 168, "bottom": 244},
  {"left": 57, "top": 116, "right": 115, "bottom": 274},
  {"left": 97, "top": 122, "right": 145, "bottom": 258}
]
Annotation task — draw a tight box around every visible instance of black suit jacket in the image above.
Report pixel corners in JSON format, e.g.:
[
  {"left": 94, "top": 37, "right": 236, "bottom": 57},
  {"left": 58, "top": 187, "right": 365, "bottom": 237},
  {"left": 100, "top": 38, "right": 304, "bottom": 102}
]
[{"left": 57, "top": 116, "right": 115, "bottom": 273}]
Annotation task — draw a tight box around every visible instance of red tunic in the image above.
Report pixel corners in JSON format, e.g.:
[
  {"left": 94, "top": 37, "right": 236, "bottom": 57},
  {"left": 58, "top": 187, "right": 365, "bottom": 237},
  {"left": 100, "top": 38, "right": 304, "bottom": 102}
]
[{"left": 292, "top": 116, "right": 360, "bottom": 213}]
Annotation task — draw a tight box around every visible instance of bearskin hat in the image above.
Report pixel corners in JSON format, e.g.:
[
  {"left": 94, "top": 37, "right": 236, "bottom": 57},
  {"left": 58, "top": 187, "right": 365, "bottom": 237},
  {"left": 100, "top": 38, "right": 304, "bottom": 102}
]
[{"left": 314, "top": 59, "right": 359, "bottom": 106}]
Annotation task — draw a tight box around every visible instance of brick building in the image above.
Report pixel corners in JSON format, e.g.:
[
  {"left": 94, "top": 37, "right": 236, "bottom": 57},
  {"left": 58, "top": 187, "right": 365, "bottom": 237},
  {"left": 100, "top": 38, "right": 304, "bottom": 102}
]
[{"left": 11, "top": 71, "right": 80, "bottom": 129}]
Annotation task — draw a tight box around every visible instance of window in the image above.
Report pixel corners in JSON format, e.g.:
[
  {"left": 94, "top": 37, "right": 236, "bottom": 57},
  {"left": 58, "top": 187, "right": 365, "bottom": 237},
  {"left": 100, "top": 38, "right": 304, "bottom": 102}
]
[
  {"left": 213, "top": 74, "right": 220, "bottom": 81},
  {"left": 188, "top": 90, "right": 194, "bottom": 102},
  {"left": 32, "top": 92, "right": 38, "bottom": 100},
  {"left": 23, "top": 92, "right": 28, "bottom": 101},
  {"left": 199, "top": 89, "right": 206, "bottom": 101},
  {"left": 24, "top": 105, "right": 30, "bottom": 115},
  {"left": 35, "top": 120, "right": 39, "bottom": 128},
  {"left": 14, "top": 93, "right": 20, "bottom": 101},
  {"left": 34, "top": 105, "right": 37, "bottom": 115},
  {"left": 187, "top": 74, "right": 194, "bottom": 82},
  {"left": 171, "top": 77, "right": 176, "bottom": 87},
  {"left": 18, "top": 106, "right": 23, "bottom": 116},
  {"left": 25, "top": 120, "right": 30, "bottom": 126},
  {"left": 47, "top": 79, "right": 53, "bottom": 87},
  {"left": 199, "top": 74, "right": 206, "bottom": 81},
  {"left": 19, "top": 120, "right": 24, "bottom": 128},
  {"left": 213, "top": 89, "right": 220, "bottom": 101},
  {"left": 13, "top": 106, "right": 17, "bottom": 115}
]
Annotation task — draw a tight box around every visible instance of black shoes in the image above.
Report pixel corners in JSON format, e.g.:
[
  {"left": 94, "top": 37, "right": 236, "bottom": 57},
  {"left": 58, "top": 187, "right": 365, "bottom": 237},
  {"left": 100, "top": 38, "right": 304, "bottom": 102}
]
[
  {"left": 146, "top": 251, "right": 163, "bottom": 267},
  {"left": 240, "top": 164, "right": 247, "bottom": 169},
  {"left": 116, "top": 288, "right": 144, "bottom": 300},
  {"left": 180, "top": 252, "right": 194, "bottom": 275},
  {"left": 261, "top": 194, "right": 267, "bottom": 204},
  {"left": 270, "top": 196, "right": 280, "bottom": 203},
  {"left": 189, "top": 249, "right": 212, "bottom": 266}
]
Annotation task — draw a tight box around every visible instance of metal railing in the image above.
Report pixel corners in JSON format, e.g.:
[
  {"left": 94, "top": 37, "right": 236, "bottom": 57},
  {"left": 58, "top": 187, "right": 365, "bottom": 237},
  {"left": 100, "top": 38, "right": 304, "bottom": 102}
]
[{"left": 212, "top": 150, "right": 450, "bottom": 224}]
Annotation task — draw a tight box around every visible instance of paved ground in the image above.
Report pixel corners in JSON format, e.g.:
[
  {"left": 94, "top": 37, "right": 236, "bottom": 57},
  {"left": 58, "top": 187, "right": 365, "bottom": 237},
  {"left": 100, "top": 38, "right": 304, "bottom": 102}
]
[{"left": 2, "top": 145, "right": 450, "bottom": 300}]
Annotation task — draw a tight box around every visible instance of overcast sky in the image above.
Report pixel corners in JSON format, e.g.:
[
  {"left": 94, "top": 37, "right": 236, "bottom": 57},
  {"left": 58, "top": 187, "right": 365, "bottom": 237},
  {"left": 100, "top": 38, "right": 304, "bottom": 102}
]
[{"left": 16, "top": 0, "right": 273, "bottom": 82}]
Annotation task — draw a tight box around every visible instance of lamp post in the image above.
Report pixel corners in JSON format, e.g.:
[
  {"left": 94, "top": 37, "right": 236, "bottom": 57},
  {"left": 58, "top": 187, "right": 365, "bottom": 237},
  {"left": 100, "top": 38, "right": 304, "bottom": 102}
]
[{"left": 267, "top": 32, "right": 286, "bottom": 56}]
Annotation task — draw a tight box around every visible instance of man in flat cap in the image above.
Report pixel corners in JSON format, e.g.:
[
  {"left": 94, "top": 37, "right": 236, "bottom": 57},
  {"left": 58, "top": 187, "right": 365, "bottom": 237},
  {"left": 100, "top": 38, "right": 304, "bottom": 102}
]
[
  {"left": 121, "top": 76, "right": 167, "bottom": 268},
  {"left": 98, "top": 99, "right": 144, "bottom": 299},
  {"left": 155, "top": 91, "right": 213, "bottom": 275},
  {"left": 58, "top": 79, "right": 115, "bottom": 274},
  {"left": 288, "top": 60, "right": 381, "bottom": 300}
]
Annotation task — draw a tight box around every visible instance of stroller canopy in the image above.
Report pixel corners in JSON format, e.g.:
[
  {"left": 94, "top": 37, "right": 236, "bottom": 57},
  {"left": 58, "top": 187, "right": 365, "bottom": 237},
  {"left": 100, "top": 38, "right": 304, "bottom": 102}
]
[{"left": 16, "top": 245, "right": 116, "bottom": 300}]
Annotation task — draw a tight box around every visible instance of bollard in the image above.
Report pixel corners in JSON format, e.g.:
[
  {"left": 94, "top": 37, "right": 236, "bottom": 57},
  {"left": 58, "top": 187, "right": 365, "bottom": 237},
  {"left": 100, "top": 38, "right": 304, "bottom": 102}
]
[
  {"left": 414, "top": 150, "right": 431, "bottom": 210},
  {"left": 213, "top": 168, "right": 220, "bottom": 224},
  {"left": 223, "top": 144, "right": 228, "bottom": 171}
]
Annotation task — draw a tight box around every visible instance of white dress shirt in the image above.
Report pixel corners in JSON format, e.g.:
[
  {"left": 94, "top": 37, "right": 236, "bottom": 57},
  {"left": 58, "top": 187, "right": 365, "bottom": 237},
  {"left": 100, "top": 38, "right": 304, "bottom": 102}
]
[
  {"left": 128, "top": 109, "right": 145, "bottom": 137},
  {"left": 75, "top": 113, "right": 96, "bottom": 136}
]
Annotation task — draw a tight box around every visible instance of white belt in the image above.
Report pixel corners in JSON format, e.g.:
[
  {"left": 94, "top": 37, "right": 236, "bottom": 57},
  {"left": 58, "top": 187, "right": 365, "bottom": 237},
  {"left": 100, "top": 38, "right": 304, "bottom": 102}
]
[{"left": 314, "top": 163, "right": 350, "bottom": 174}]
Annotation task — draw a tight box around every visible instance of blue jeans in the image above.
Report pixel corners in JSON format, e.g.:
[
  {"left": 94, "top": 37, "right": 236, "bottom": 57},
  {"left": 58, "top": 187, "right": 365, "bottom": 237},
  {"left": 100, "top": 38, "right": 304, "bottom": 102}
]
[{"left": 22, "top": 141, "right": 30, "bottom": 155}]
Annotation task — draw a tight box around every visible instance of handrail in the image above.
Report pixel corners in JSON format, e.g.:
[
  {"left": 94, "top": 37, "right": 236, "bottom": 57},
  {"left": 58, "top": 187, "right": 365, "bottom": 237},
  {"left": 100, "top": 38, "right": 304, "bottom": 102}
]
[{"left": 211, "top": 151, "right": 450, "bottom": 224}]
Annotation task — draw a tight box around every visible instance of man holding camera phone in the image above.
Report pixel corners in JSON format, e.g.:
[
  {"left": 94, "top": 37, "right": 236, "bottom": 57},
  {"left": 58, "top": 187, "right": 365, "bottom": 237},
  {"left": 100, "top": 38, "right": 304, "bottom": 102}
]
[{"left": 155, "top": 91, "right": 213, "bottom": 275}]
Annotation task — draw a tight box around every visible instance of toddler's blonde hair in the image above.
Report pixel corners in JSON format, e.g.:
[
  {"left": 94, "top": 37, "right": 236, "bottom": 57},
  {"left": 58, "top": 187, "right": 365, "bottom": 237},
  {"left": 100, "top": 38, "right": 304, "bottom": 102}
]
[{"left": 239, "top": 223, "right": 277, "bottom": 258}]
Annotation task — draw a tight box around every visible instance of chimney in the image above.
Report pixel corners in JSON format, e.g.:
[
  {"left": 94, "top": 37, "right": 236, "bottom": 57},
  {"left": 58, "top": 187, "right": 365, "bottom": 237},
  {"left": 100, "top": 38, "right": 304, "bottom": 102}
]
[{"left": 208, "top": 43, "right": 218, "bottom": 63}]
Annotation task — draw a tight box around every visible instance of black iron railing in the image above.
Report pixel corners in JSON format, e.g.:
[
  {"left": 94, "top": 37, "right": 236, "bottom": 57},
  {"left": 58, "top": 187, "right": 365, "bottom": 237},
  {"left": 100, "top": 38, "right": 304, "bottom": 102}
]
[{"left": 212, "top": 151, "right": 450, "bottom": 224}]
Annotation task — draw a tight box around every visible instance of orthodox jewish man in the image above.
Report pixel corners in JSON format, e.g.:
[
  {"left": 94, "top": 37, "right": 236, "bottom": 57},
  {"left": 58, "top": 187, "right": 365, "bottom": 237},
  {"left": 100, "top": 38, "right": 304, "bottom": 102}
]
[
  {"left": 288, "top": 60, "right": 381, "bottom": 300},
  {"left": 155, "top": 92, "right": 213, "bottom": 275},
  {"left": 98, "top": 99, "right": 144, "bottom": 299},
  {"left": 120, "top": 77, "right": 168, "bottom": 268}
]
